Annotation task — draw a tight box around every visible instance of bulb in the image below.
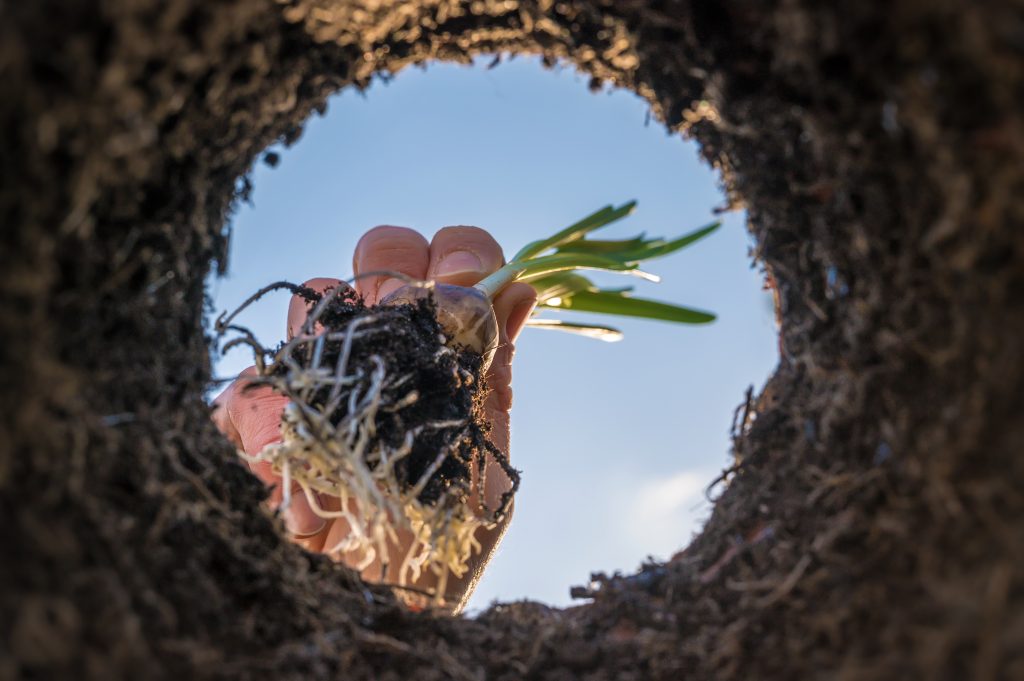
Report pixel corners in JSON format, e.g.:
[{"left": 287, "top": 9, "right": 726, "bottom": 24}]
[{"left": 380, "top": 283, "right": 499, "bottom": 369}]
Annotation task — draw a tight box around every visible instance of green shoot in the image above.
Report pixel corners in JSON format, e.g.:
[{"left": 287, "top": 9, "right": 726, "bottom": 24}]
[
  {"left": 511, "top": 201, "right": 638, "bottom": 261},
  {"left": 542, "top": 290, "right": 715, "bottom": 324},
  {"left": 524, "top": 318, "right": 625, "bottom": 342},
  {"left": 474, "top": 202, "right": 720, "bottom": 339}
]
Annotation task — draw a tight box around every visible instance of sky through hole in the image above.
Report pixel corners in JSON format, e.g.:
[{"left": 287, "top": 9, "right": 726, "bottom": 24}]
[{"left": 208, "top": 55, "right": 779, "bottom": 609}]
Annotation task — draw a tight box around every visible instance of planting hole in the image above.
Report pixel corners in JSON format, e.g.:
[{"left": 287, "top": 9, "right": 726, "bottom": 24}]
[{"left": 207, "top": 56, "right": 779, "bottom": 610}]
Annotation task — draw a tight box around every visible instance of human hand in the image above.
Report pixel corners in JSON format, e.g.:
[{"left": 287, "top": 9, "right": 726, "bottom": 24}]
[{"left": 212, "top": 225, "right": 536, "bottom": 606}]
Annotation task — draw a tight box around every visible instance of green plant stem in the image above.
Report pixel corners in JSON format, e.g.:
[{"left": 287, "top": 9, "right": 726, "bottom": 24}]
[
  {"left": 471, "top": 201, "right": 718, "bottom": 338},
  {"left": 475, "top": 253, "right": 651, "bottom": 300},
  {"left": 473, "top": 266, "right": 522, "bottom": 300}
]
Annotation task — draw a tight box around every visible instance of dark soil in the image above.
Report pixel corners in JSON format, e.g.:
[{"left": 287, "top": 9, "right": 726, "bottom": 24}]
[
  {"left": 2, "top": 1, "right": 1023, "bottom": 680},
  {"left": 258, "top": 283, "right": 516, "bottom": 514}
]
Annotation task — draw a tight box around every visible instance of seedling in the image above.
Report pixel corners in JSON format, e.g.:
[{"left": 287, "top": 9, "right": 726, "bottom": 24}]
[
  {"left": 383, "top": 200, "right": 718, "bottom": 366},
  {"left": 215, "top": 202, "right": 718, "bottom": 607}
]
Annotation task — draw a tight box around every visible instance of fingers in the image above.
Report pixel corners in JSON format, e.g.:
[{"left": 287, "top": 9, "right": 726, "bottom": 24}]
[
  {"left": 215, "top": 366, "right": 327, "bottom": 537},
  {"left": 214, "top": 367, "right": 287, "bottom": 485},
  {"left": 212, "top": 382, "right": 243, "bottom": 450},
  {"left": 471, "top": 281, "right": 536, "bottom": 487},
  {"left": 483, "top": 282, "right": 536, "bottom": 418},
  {"left": 426, "top": 229, "right": 531, "bottom": 454},
  {"left": 284, "top": 278, "right": 352, "bottom": 537},
  {"left": 260, "top": 225, "right": 524, "bottom": 545},
  {"left": 353, "top": 226, "right": 430, "bottom": 304},
  {"left": 427, "top": 226, "right": 504, "bottom": 287},
  {"left": 284, "top": 279, "right": 352, "bottom": 536},
  {"left": 353, "top": 224, "right": 507, "bottom": 302},
  {"left": 491, "top": 281, "right": 538, "bottom": 346}
]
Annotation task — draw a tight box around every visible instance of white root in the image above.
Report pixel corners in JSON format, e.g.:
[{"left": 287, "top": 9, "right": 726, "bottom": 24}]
[{"left": 227, "top": 296, "right": 501, "bottom": 606}]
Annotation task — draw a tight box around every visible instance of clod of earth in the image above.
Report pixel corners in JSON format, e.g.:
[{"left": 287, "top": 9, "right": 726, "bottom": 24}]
[
  {"left": 216, "top": 202, "right": 719, "bottom": 604},
  {"left": 219, "top": 284, "right": 509, "bottom": 605}
]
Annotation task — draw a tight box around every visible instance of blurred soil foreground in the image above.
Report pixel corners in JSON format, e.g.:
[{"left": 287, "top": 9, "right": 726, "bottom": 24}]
[{"left": 2, "top": 1, "right": 1023, "bottom": 679}]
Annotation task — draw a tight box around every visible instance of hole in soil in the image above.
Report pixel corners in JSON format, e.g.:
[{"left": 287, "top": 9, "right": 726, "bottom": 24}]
[{"left": 207, "top": 55, "right": 779, "bottom": 611}]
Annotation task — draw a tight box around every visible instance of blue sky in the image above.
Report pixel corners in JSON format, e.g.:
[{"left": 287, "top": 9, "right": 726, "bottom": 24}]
[{"left": 208, "top": 55, "right": 778, "bottom": 609}]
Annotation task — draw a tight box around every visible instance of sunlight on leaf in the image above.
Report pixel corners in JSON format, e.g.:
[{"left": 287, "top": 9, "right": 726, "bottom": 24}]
[
  {"left": 525, "top": 318, "right": 624, "bottom": 342},
  {"left": 541, "top": 290, "right": 716, "bottom": 324},
  {"left": 512, "top": 201, "right": 637, "bottom": 261}
]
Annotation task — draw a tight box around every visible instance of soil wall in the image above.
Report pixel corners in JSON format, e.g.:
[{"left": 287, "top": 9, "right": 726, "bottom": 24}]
[{"left": 2, "top": 1, "right": 1022, "bottom": 679}]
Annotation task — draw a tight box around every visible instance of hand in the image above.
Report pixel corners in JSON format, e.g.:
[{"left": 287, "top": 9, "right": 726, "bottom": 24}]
[{"left": 212, "top": 225, "right": 536, "bottom": 608}]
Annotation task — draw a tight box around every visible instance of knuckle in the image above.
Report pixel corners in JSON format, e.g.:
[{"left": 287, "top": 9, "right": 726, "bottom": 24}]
[
  {"left": 486, "top": 358, "right": 513, "bottom": 390},
  {"left": 490, "top": 383, "right": 513, "bottom": 412}
]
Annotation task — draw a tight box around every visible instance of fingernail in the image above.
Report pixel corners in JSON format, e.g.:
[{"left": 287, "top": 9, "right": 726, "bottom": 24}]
[
  {"left": 436, "top": 250, "right": 484, "bottom": 278},
  {"left": 376, "top": 277, "right": 406, "bottom": 302},
  {"left": 506, "top": 298, "right": 537, "bottom": 342},
  {"left": 284, "top": 492, "right": 327, "bottom": 537}
]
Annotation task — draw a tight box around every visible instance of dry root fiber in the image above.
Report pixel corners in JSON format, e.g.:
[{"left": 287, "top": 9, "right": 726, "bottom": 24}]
[{"left": 216, "top": 282, "right": 518, "bottom": 601}]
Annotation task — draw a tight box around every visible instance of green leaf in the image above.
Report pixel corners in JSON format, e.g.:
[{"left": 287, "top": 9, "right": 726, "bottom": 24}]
[
  {"left": 514, "top": 252, "right": 638, "bottom": 280},
  {"left": 616, "top": 222, "right": 721, "bottom": 263},
  {"left": 554, "top": 235, "right": 649, "bottom": 256},
  {"left": 511, "top": 201, "right": 637, "bottom": 261},
  {"left": 525, "top": 318, "right": 624, "bottom": 342},
  {"left": 474, "top": 244, "right": 651, "bottom": 300},
  {"left": 541, "top": 290, "right": 716, "bottom": 324},
  {"left": 527, "top": 273, "right": 596, "bottom": 304},
  {"left": 476, "top": 202, "right": 721, "bottom": 336}
]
